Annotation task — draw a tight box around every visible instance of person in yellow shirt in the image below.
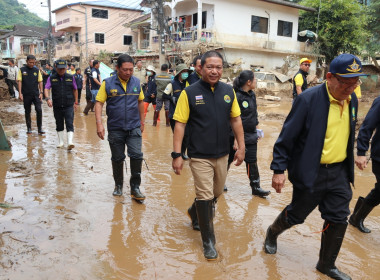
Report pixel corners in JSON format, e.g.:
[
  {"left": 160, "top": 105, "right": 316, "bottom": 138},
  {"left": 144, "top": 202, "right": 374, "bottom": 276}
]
[
  {"left": 292, "top": 57, "right": 311, "bottom": 99},
  {"left": 17, "top": 55, "right": 45, "bottom": 134},
  {"left": 172, "top": 51, "right": 245, "bottom": 261},
  {"left": 265, "top": 54, "right": 366, "bottom": 280}
]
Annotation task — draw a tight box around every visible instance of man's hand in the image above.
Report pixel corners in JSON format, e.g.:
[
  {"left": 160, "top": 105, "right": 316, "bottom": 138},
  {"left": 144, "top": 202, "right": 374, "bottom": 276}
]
[
  {"left": 355, "top": 155, "right": 368, "bottom": 170},
  {"left": 140, "top": 123, "right": 145, "bottom": 133},
  {"left": 272, "top": 173, "right": 286, "bottom": 193},
  {"left": 96, "top": 122, "right": 105, "bottom": 140},
  {"left": 172, "top": 157, "right": 184, "bottom": 175},
  {"left": 74, "top": 104, "right": 78, "bottom": 112},
  {"left": 19, "top": 93, "right": 23, "bottom": 101},
  {"left": 39, "top": 93, "right": 43, "bottom": 101},
  {"left": 47, "top": 99, "right": 53, "bottom": 107},
  {"left": 233, "top": 148, "right": 245, "bottom": 166}
]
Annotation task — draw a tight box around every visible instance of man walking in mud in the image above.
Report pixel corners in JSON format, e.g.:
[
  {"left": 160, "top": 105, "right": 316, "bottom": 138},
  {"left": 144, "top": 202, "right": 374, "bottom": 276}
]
[
  {"left": 292, "top": 57, "right": 311, "bottom": 99},
  {"left": 264, "top": 54, "right": 366, "bottom": 280},
  {"left": 17, "top": 55, "right": 45, "bottom": 135},
  {"left": 172, "top": 50, "right": 245, "bottom": 261},
  {"left": 95, "top": 54, "right": 146, "bottom": 201}
]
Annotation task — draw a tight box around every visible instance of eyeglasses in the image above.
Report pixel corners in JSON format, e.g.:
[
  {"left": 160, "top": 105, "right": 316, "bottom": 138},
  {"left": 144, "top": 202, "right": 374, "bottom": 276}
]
[
  {"left": 333, "top": 74, "right": 362, "bottom": 88},
  {"left": 302, "top": 64, "right": 311, "bottom": 67}
]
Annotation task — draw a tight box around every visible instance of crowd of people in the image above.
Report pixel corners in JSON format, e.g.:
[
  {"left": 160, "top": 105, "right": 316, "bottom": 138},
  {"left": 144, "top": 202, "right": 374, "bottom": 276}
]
[{"left": 2, "top": 51, "right": 379, "bottom": 280}]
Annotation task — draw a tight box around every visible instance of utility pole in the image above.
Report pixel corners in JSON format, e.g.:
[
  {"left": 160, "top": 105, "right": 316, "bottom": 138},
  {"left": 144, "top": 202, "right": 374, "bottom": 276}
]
[{"left": 47, "top": 0, "right": 52, "bottom": 64}]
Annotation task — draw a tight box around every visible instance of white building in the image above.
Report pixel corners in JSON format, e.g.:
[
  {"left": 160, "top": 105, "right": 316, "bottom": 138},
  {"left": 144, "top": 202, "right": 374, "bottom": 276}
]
[{"left": 143, "top": 0, "right": 317, "bottom": 72}]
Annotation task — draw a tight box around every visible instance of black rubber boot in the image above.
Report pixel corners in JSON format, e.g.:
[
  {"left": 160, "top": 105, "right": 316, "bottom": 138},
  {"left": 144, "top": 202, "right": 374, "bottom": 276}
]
[
  {"left": 112, "top": 161, "right": 123, "bottom": 196},
  {"left": 316, "top": 222, "right": 351, "bottom": 280},
  {"left": 37, "top": 110, "right": 45, "bottom": 135},
  {"left": 196, "top": 199, "right": 218, "bottom": 260},
  {"left": 130, "top": 159, "right": 145, "bottom": 200},
  {"left": 349, "top": 196, "right": 374, "bottom": 233},
  {"left": 248, "top": 162, "right": 270, "bottom": 197},
  {"left": 153, "top": 110, "right": 159, "bottom": 126},
  {"left": 25, "top": 114, "right": 32, "bottom": 134},
  {"left": 187, "top": 199, "right": 200, "bottom": 231},
  {"left": 264, "top": 208, "right": 292, "bottom": 254},
  {"left": 224, "top": 163, "right": 231, "bottom": 192}
]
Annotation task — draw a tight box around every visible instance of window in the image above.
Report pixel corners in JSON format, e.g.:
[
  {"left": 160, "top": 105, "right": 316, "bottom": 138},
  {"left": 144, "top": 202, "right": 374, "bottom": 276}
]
[
  {"left": 123, "top": 35, "right": 132, "bottom": 45},
  {"left": 75, "top": 32, "right": 79, "bottom": 42},
  {"left": 251, "top": 16, "right": 268, "bottom": 34},
  {"left": 92, "top": 8, "right": 108, "bottom": 19},
  {"left": 277, "top": 20, "right": 293, "bottom": 37},
  {"left": 95, "top": 33, "right": 105, "bottom": 44}
]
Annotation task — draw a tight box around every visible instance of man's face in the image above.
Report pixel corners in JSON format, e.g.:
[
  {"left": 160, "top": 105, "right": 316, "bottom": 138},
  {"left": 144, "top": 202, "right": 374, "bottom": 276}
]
[
  {"left": 95, "top": 63, "right": 100, "bottom": 69},
  {"left": 27, "top": 59, "right": 36, "bottom": 68},
  {"left": 57, "top": 68, "right": 66, "bottom": 76},
  {"left": 300, "top": 62, "right": 311, "bottom": 72},
  {"left": 9, "top": 61, "right": 14, "bottom": 67},
  {"left": 326, "top": 72, "right": 361, "bottom": 101},
  {"left": 195, "top": 59, "right": 202, "bottom": 75},
  {"left": 136, "top": 61, "right": 142, "bottom": 69},
  {"left": 117, "top": 62, "right": 134, "bottom": 81},
  {"left": 201, "top": 57, "right": 223, "bottom": 86}
]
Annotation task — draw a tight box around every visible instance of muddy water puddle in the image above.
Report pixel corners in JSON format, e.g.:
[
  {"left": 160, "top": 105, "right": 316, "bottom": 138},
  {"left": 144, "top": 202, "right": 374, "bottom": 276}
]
[{"left": 0, "top": 99, "right": 379, "bottom": 279}]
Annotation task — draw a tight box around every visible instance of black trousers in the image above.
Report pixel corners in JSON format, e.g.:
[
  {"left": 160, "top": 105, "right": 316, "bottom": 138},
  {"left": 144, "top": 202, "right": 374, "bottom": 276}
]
[
  {"left": 364, "top": 159, "right": 380, "bottom": 207},
  {"left": 77, "top": 88, "right": 82, "bottom": 104},
  {"left": 286, "top": 162, "right": 352, "bottom": 225},
  {"left": 6, "top": 79, "right": 18, "bottom": 97},
  {"left": 23, "top": 94, "right": 42, "bottom": 128},
  {"left": 228, "top": 136, "right": 257, "bottom": 165},
  {"left": 53, "top": 106, "right": 74, "bottom": 132}
]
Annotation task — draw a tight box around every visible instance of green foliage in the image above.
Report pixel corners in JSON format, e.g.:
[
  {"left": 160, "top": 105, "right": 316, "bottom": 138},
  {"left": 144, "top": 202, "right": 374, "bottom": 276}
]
[
  {"left": 365, "top": 0, "right": 380, "bottom": 59},
  {"left": 0, "top": 0, "right": 48, "bottom": 28},
  {"left": 97, "top": 50, "right": 113, "bottom": 65},
  {"left": 0, "top": 25, "right": 13, "bottom": 30},
  {"left": 299, "top": 0, "right": 370, "bottom": 63}
]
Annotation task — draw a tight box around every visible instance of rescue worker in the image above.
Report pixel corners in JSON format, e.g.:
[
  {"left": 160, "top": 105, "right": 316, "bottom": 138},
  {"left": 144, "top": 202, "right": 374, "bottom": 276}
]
[
  {"left": 17, "top": 55, "right": 45, "bottom": 135},
  {"left": 95, "top": 54, "right": 146, "bottom": 200},
  {"left": 351, "top": 95, "right": 380, "bottom": 233},
  {"left": 172, "top": 51, "right": 245, "bottom": 260},
  {"left": 292, "top": 57, "right": 311, "bottom": 99},
  {"left": 163, "top": 63, "right": 190, "bottom": 159},
  {"left": 83, "top": 60, "right": 94, "bottom": 114},
  {"left": 44, "top": 60, "right": 78, "bottom": 149},
  {"left": 0, "top": 59, "right": 19, "bottom": 98},
  {"left": 264, "top": 54, "right": 366, "bottom": 280},
  {"left": 227, "top": 70, "right": 270, "bottom": 197},
  {"left": 143, "top": 65, "right": 157, "bottom": 119},
  {"left": 84, "top": 60, "right": 101, "bottom": 114},
  {"left": 73, "top": 68, "right": 83, "bottom": 105},
  {"left": 187, "top": 55, "right": 202, "bottom": 85},
  {"left": 153, "top": 64, "right": 172, "bottom": 126}
]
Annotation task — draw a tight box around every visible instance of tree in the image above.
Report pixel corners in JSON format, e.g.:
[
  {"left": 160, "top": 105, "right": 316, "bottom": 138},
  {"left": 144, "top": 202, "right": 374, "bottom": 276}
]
[
  {"left": 299, "top": 0, "right": 370, "bottom": 63},
  {"left": 365, "top": 0, "right": 380, "bottom": 67}
]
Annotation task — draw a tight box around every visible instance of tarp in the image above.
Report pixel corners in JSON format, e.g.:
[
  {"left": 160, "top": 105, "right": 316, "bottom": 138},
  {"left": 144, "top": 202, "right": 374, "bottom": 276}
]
[{"left": 99, "top": 62, "right": 114, "bottom": 80}]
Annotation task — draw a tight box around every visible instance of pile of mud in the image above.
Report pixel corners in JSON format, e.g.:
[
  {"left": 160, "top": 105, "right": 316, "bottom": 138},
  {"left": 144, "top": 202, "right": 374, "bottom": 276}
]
[{"left": 0, "top": 97, "right": 24, "bottom": 126}]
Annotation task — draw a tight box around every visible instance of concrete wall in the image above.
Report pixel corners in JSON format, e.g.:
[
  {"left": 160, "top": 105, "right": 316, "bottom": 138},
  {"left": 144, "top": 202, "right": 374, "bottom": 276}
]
[{"left": 54, "top": 4, "right": 143, "bottom": 58}]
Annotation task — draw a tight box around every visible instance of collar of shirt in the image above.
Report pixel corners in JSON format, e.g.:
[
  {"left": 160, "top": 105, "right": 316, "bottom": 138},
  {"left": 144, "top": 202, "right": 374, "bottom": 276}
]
[{"left": 118, "top": 76, "right": 129, "bottom": 91}]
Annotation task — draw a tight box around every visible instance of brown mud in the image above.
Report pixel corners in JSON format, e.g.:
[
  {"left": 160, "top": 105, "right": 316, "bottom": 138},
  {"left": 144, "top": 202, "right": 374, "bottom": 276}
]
[{"left": 0, "top": 92, "right": 379, "bottom": 279}]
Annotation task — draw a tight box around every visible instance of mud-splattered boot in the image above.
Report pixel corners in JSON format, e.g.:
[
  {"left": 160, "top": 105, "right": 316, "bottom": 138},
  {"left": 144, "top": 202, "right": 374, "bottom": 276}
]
[
  {"left": 187, "top": 199, "right": 200, "bottom": 231},
  {"left": 349, "top": 196, "right": 374, "bottom": 233},
  {"left": 153, "top": 110, "right": 159, "bottom": 126},
  {"left": 112, "top": 160, "right": 124, "bottom": 196},
  {"left": 248, "top": 162, "right": 270, "bottom": 197},
  {"left": 316, "top": 222, "right": 351, "bottom": 280},
  {"left": 130, "top": 159, "right": 145, "bottom": 200},
  {"left": 25, "top": 114, "right": 32, "bottom": 134},
  {"left": 264, "top": 208, "right": 292, "bottom": 254}
]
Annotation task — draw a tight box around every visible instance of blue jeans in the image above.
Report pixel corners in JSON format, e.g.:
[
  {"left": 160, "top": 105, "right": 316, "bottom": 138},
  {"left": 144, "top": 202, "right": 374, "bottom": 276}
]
[
  {"left": 108, "top": 128, "right": 143, "bottom": 162},
  {"left": 53, "top": 105, "right": 74, "bottom": 132},
  {"left": 91, "top": 89, "right": 99, "bottom": 103}
]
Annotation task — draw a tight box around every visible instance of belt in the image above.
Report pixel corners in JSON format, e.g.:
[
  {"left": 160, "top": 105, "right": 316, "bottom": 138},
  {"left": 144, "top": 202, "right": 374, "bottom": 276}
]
[{"left": 320, "top": 162, "right": 343, "bottom": 169}]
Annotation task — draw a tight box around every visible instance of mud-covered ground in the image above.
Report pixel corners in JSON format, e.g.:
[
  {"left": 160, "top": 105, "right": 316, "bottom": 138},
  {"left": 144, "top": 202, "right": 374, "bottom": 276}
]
[{"left": 0, "top": 90, "right": 379, "bottom": 280}]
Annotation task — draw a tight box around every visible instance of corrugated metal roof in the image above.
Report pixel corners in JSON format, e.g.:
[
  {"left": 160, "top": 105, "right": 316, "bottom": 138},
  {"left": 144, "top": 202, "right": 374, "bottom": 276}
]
[
  {"left": 52, "top": 0, "right": 145, "bottom": 13},
  {"left": 0, "top": 25, "right": 48, "bottom": 40}
]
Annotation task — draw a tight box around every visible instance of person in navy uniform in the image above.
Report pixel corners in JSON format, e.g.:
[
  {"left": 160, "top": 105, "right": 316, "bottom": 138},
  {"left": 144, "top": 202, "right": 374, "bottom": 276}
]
[
  {"left": 95, "top": 54, "right": 146, "bottom": 201},
  {"left": 264, "top": 54, "right": 366, "bottom": 280}
]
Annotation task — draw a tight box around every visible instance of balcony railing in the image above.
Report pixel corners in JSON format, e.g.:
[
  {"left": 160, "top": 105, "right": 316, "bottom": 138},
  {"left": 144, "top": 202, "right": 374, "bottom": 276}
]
[
  {"left": 0, "top": 50, "right": 16, "bottom": 58},
  {"left": 152, "top": 29, "right": 214, "bottom": 44}
]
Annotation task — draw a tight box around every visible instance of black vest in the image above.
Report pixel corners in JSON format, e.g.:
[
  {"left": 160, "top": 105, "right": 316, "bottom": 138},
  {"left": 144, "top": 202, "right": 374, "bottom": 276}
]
[
  {"left": 185, "top": 79, "right": 235, "bottom": 158},
  {"left": 235, "top": 88, "right": 258, "bottom": 145},
  {"left": 20, "top": 66, "right": 40, "bottom": 95},
  {"left": 85, "top": 66, "right": 91, "bottom": 86},
  {"left": 187, "top": 71, "right": 200, "bottom": 85},
  {"left": 292, "top": 69, "right": 308, "bottom": 98},
  {"left": 50, "top": 73, "right": 75, "bottom": 107},
  {"left": 168, "top": 78, "right": 186, "bottom": 118},
  {"left": 90, "top": 68, "right": 101, "bottom": 90}
]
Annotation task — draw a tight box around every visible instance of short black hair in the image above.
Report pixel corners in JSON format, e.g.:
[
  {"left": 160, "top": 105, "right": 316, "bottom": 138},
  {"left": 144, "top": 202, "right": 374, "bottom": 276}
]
[
  {"left": 136, "top": 59, "right": 142, "bottom": 63},
  {"left": 9, "top": 59, "right": 14, "bottom": 64},
  {"left": 117, "top": 54, "right": 134, "bottom": 67},
  {"left": 76, "top": 68, "right": 81, "bottom": 72},
  {"left": 161, "top": 64, "right": 169, "bottom": 71},
  {"left": 93, "top": 60, "right": 99, "bottom": 67},
  {"left": 192, "top": 55, "right": 202, "bottom": 66},
  {"left": 201, "top": 51, "right": 223, "bottom": 66},
  {"left": 27, "top": 55, "right": 36, "bottom": 61}
]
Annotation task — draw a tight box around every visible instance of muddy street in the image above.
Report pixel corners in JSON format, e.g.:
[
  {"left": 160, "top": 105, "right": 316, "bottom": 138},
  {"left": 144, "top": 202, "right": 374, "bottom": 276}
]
[{"left": 0, "top": 98, "right": 379, "bottom": 280}]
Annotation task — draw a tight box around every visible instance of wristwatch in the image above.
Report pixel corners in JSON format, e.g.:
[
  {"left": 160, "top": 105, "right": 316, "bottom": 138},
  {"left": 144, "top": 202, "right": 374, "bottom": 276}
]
[{"left": 171, "top": 152, "right": 181, "bottom": 159}]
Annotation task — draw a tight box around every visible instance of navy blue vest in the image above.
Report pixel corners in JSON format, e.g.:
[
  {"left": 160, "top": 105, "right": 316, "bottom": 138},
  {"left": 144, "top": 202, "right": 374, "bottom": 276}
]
[
  {"left": 105, "top": 75, "right": 141, "bottom": 131},
  {"left": 20, "top": 66, "right": 40, "bottom": 95},
  {"left": 50, "top": 73, "right": 75, "bottom": 107}
]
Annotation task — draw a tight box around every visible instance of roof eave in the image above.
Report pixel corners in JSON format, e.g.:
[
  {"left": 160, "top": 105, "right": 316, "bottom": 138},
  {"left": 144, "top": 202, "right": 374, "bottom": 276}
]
[{"left": 259, "top": 0, "right": 317, "bottom": 12}]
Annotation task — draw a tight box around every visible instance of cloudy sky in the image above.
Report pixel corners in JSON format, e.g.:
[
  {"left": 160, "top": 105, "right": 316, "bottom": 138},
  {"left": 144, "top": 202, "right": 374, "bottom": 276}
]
[{"left": 18, "top": 0, "right": 145, "bottom": 21}]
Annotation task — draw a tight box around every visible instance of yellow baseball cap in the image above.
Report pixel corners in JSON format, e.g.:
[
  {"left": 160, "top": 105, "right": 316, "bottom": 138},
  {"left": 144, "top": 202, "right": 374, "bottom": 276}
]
[{"left": 300, "top": 58, "right": 312, "bottom": 65}]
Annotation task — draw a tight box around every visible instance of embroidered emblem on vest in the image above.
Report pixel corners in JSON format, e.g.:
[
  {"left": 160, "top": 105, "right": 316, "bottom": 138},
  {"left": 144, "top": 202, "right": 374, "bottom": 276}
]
[
  {"left": 133, "top": 87, "right": 138, "bottom": 93},
  {"left": 110, "top": 89, "right": 118, "bottom": 97},
  {"left": 34, "top": 72, "right": 37, "bottom": 76},
  {"left": 352, "top": 107, "right": 356, "bottom": 120},
  {"left": 224, "top": 95, "right": 231, "bottom": 103},
  {"left": 242, "top": 101, "right": 249, "bottom": 108}
]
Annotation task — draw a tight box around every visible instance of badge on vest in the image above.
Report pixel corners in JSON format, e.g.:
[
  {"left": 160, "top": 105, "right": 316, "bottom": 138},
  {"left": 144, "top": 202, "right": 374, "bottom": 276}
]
[
  {"left": 110, "top": 89, "right": 118, "bottom": 97},
  {"left": 195, "top": 95, "right": 205, "bottom": 105},
  {"left": 133, "top": 87, "right": 138, "bottom": 93},
  {"left": 352, "top": 107, "right": 356, "bottom": 121},
  {"left": 242, "top": 101, "right": 249, "bottom": 108},
  {"left": 224, "top": 95, "right": 231, "bottom": 103},
  {"left": 22, "top": 72, "right": 27, "bottom": 75},
  {"left": 52, "top": 79, "right": 58, "bottom": 82},
  {"left": 34, "top": 72, "right": 37, "bottom": 76}
]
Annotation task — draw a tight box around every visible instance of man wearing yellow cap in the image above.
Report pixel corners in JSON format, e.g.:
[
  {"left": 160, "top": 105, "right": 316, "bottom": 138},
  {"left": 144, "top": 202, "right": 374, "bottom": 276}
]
[{"left": 292, "top": 58, "right": 312, "bottom": 99}]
